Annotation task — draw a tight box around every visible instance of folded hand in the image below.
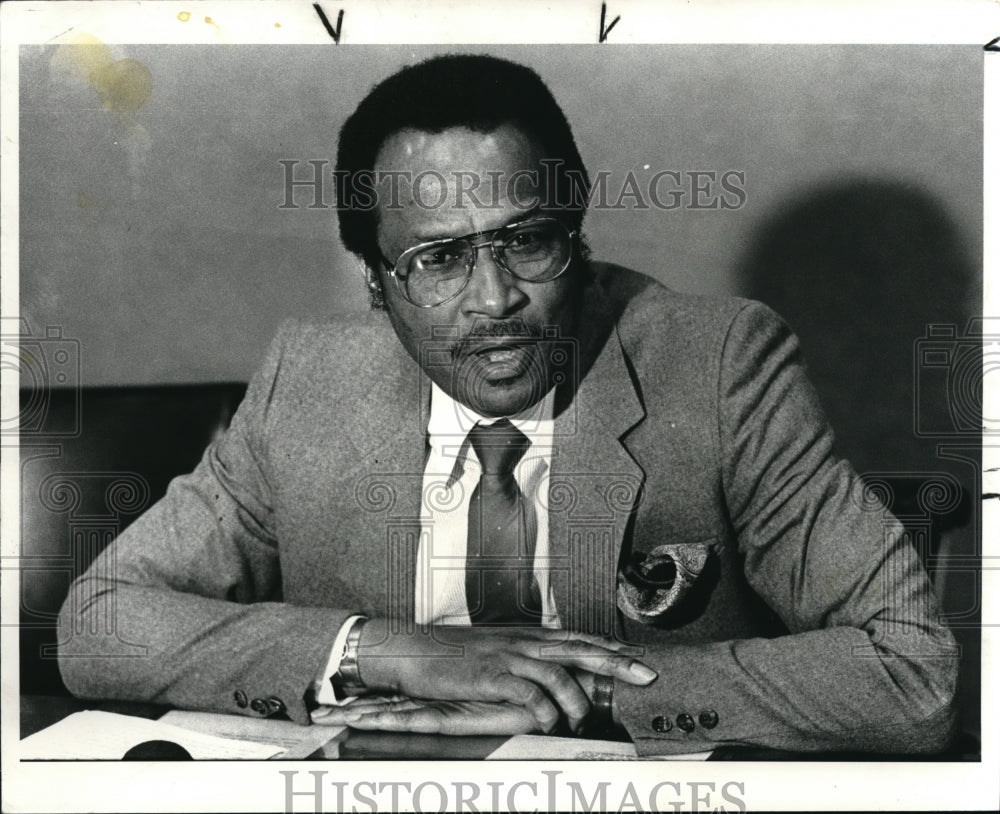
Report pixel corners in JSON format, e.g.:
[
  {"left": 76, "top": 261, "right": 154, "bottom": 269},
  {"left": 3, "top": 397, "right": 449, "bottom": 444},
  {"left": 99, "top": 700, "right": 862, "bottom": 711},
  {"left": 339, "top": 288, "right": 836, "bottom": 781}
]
[
  {"left": 314, "top": 697, "right": 538, "bottom": 736},
  {"left": 355, "top": 621, "right": 653, "bottom": 734}
]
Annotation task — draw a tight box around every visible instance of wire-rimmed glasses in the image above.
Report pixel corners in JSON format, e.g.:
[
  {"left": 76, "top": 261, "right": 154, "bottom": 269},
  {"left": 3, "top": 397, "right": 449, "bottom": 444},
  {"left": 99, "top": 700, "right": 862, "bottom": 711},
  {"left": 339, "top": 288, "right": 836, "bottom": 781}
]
[{"left": 381, "top": 217, "right": 577, "bottom": 308}]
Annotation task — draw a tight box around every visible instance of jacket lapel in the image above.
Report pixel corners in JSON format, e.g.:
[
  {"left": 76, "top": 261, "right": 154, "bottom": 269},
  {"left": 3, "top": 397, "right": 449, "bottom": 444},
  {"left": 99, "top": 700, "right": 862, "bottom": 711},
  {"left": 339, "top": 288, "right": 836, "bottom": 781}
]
[{"left": 550, "top": 321, "right": 646, "bottom": 635}]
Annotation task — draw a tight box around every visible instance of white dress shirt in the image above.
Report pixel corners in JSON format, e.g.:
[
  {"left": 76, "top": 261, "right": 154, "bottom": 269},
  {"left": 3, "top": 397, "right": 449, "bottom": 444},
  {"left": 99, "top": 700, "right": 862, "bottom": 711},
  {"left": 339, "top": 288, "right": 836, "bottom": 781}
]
[
  {"left": 415, "top": 382, "right": 561, "bottom": 627},
  {"left": 315, "top": 383, "right": 560, "bottom": 706}
]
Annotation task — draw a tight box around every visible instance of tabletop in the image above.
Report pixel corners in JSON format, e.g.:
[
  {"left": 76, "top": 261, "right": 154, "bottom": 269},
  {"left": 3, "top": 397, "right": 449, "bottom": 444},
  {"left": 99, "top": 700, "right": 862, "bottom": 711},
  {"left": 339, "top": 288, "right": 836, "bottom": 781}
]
[{"left": 19, "top": 695, "right": 978, "bottom": 761}]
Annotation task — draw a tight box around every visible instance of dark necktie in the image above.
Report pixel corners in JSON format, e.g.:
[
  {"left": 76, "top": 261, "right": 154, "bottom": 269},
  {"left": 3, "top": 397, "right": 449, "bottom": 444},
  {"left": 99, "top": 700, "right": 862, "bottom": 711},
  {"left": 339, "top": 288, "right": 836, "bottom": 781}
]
[{"left": 465, "top": 419, "right": 542, "bottom": 626}]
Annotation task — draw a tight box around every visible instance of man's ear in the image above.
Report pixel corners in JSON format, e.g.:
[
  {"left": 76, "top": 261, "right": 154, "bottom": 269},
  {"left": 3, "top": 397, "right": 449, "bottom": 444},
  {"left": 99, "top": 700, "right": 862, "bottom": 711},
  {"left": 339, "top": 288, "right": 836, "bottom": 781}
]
[{"left": 364, "top": 265, "right": 387, "bottom": 310}]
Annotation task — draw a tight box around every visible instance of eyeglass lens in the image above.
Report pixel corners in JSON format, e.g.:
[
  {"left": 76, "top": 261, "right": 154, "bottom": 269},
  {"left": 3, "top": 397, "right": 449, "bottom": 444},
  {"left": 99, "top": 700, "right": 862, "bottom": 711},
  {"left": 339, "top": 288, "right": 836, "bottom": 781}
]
[{"left": 403, "top": 221, "right": 571, "bottom": 307}]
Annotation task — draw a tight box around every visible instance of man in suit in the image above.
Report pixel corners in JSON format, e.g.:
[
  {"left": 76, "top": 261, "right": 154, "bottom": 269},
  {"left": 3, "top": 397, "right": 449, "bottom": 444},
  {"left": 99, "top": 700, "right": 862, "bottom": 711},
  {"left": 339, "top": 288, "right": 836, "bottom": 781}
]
[{"left": 58, "top": 54, "right": 958, "bottom": 756}]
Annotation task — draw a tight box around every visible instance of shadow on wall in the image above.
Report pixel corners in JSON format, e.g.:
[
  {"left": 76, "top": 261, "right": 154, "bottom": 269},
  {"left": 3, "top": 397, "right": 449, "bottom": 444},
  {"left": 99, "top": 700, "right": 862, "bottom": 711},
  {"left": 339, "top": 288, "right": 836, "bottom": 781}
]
[
  {"left": 737, "top": 178, "right": 975, "bottom": 476},
  {"left": 735, "top": 177, "right": 981, "bottom": 748}
]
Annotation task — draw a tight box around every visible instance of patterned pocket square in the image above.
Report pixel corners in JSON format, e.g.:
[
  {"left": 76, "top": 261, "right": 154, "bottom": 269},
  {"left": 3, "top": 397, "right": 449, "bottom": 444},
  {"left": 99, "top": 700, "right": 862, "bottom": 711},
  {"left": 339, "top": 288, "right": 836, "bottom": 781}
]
[{"left": 616, "top": 542, "right": 710, "bottom": 622}]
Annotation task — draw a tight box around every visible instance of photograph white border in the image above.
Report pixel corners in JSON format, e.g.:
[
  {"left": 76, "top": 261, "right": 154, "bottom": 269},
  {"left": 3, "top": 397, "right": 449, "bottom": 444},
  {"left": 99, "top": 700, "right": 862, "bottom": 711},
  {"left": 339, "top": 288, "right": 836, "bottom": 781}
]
[{"left": 2, "top": 1, "right": 997, "bottom": 811}]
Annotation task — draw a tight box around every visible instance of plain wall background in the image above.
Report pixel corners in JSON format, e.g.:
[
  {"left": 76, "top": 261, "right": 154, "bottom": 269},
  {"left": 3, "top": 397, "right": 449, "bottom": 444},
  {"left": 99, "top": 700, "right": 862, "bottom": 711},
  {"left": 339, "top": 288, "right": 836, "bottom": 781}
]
[{"left": 19, "top": 44, "right": 981, "bottom": 385}]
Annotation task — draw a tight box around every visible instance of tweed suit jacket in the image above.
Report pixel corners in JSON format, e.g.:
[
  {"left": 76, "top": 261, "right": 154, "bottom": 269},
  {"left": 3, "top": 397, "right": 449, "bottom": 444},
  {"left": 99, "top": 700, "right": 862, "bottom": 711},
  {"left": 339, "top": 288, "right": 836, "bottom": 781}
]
[{"left": 58, "top": 264, "right": 958, "bottom": 756}]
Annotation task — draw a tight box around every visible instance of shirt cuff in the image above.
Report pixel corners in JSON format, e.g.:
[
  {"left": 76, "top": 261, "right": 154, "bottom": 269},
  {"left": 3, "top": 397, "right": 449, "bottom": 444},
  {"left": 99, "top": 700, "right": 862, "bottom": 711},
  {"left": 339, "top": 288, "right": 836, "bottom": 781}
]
[{"left": 315, "top": 614, "right": 366, "bottom": 706}]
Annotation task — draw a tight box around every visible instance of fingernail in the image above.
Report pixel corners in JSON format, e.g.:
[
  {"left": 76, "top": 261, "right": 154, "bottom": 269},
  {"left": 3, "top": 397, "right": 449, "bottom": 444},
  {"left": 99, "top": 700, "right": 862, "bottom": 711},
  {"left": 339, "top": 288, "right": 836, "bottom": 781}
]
[{"left": 629, "top": 662, "right": 658, "bottom": 683}]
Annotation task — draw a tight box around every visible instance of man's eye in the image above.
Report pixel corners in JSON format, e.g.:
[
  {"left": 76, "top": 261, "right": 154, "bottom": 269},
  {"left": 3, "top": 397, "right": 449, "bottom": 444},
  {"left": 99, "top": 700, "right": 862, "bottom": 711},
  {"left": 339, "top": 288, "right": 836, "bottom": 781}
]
[
  {"left": 417, "top": 248, "right": 462, "bottom": 269},
  {"left": 507, "top": 231, "right": 540, "bottom": 252}
]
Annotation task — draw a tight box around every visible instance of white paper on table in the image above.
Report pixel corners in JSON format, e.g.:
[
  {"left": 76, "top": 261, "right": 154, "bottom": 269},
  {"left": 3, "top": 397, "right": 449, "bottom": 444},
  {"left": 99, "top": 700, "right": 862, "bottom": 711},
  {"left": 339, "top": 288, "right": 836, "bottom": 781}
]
[
  {"left": 160, "top": 710, "right": 345, "bottom": 759},
  {"left": 486, "top": 735, "right": 712, "bottom": 760},
  {"left": 19, "top": 710, "right": 283, "bottom": 760}
]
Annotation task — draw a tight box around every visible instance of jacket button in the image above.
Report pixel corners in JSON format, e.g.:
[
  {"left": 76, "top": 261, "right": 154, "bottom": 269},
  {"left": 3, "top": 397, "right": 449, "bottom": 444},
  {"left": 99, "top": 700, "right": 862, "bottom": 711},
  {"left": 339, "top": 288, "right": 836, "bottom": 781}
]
[
  {"left": 264, "top": 697, "right": 287, "bottom": 717},
  {"left": 698, "top": 709, "right": 719, "bottom": 729},
  {"left": 651, "top": 715, "right": 672, "bottom": 733},
  {"left": 233, "top": 690, "right": 248, "bottom": 708},
  {"left": 676, "top": 713, "right": 696, "bottom": 733},
  {"left": 250, "top": 698, "right": 268, "bottom": 715}
]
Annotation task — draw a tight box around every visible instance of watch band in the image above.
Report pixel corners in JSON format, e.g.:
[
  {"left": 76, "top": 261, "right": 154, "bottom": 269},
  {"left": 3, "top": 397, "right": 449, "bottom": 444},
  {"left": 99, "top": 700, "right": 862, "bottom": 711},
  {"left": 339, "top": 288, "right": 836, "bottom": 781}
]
[{"left": 331, "top": 617, "right": 367, "bottom": 692}]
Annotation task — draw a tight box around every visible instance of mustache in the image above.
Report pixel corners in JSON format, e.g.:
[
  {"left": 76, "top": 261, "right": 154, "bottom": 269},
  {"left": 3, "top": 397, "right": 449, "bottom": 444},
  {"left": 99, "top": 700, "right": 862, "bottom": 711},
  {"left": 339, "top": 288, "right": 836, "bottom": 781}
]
[
  {"left": 466, "top": 319, "right": 533, "bottom": 339},
  {"left": 446, "top": 319, "right": 538, "bottom": 357}
]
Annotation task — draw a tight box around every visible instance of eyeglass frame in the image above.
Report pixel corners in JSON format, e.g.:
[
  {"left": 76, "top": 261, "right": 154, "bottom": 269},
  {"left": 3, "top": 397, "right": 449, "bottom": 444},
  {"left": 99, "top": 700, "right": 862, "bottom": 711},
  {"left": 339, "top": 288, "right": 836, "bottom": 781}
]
[{"left": 378, "top": 216, "right": 579, "bottom": 308}]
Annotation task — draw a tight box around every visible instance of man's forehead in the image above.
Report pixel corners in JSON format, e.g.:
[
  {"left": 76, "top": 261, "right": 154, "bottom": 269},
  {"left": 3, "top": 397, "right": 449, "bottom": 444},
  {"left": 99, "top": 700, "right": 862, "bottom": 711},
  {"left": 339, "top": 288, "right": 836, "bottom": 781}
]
[
  {"left": 374, "top": 125, "right": 539, "bottom": 173},
  {"left": 381, "top": 204, "right": 542, "bottom": 247},
  {"left": 373, "top": 124, "right": 548, "bottom": 244}
]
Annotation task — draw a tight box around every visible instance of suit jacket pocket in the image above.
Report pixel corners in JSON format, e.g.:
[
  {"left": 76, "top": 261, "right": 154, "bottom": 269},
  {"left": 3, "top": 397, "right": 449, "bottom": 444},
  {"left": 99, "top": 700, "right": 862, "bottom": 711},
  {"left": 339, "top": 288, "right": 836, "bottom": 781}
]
[{"left": 617, "top": 540, "right": 714, "bottom": 623}]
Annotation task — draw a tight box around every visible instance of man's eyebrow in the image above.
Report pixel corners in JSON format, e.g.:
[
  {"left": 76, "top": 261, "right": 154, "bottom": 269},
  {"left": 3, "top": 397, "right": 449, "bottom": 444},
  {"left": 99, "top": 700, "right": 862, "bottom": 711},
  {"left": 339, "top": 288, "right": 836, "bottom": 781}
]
[{"left": 412, "top": 208, "right": 544, "bottom": 243}]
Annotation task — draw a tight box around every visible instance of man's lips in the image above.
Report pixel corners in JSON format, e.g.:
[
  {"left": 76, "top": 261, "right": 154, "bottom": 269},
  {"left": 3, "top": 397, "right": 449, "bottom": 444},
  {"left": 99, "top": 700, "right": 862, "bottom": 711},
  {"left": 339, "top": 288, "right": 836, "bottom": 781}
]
[
  {"left": 456, "top": 338, "right": 536, "bottom": 382},
  {"left": 455, "top": 336, "right": 535, "bottom": 359},
  {"left": 476, "top": 346, "right": 528, "bottom": 368}
]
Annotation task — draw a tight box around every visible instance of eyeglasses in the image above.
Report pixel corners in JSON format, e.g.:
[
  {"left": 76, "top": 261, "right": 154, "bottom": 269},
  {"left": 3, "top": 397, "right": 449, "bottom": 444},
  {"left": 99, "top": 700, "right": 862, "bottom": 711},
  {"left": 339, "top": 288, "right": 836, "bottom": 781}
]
[{"left": 381, "top": 218, "right": 577, "bottom": 308}]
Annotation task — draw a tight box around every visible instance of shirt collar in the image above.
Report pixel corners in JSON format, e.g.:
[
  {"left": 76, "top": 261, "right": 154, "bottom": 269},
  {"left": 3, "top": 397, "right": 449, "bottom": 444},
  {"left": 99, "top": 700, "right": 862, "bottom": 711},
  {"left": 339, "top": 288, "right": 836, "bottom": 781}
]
[{"left": 428, "top": 382, "right": 555, "bottom": 452}]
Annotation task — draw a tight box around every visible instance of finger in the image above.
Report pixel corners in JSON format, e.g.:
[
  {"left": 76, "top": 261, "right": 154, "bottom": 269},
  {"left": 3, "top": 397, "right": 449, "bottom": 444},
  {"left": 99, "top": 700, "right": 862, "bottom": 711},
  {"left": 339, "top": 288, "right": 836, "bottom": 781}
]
[
  {"left": 310, "top": 695, "right": 409, "bottom": 725},
  {"left": 369, "top": 698, "right": 424, "bottom": 713},
  {"left": 343, "top": 694, "right": 407, "bottom": 708},
  {"left": 479, "top": 673, "right": 561, "bottom": 733},
  {"left": 311, "top": 706, "right": 368, "bottom": 726},
  {"left": 529, "top": 638, "right": 658, "bottom": 685},
  {"left": 535, "top": 628, "right": 633, "bottom": 652},
  {"left": 503, "top": 654, "right": 590, "bottom": 732},
  {"left": 348, "top": 704, "right": 536, "bottom": 737},
  {"left": 536, "top": 628, "right": 646, "bottom": 657},
  {"left": 436, "top": 704, "right": 536, "bottom": 736},
  {"left": 347, "top": 707, "right": 444, "bottom": 734}
]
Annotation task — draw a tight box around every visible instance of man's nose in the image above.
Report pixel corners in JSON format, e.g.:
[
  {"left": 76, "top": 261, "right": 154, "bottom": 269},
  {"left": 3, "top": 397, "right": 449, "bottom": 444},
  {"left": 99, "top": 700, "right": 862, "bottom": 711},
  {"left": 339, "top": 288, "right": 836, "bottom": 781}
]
[{"left": 461, "top": 245, "right": 528, "bottom": 317}]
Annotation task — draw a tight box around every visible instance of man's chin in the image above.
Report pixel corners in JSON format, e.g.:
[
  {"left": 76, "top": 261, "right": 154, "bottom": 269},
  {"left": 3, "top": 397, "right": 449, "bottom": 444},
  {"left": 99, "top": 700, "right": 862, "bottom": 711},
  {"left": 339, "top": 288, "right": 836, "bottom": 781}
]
[{"left": 464, "top": 381, "right": 542, "bottom": 418}]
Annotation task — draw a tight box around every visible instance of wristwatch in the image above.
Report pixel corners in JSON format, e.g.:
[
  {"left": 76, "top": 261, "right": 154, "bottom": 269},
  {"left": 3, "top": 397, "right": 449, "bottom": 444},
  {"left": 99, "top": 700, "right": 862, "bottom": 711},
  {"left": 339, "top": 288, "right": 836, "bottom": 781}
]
[{"left": 330, "top": 617, "right": 367, "bottom": 697}]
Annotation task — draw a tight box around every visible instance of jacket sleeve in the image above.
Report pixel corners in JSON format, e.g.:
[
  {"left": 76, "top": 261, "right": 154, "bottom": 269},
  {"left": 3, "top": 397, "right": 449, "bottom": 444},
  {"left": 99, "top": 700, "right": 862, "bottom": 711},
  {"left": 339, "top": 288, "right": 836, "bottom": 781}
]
[
  {"left": 56, "top": 322, "right": 353, "bottom": 724},
  {"left": 615, "top": 301, "right": 959, "bottom": 756}
]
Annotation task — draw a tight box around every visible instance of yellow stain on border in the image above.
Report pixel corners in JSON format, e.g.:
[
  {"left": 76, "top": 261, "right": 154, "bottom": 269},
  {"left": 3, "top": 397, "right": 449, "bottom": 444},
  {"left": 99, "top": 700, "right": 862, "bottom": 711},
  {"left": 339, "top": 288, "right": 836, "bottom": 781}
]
[{"left": 51, "top": 34, "right": 152, "bottom": 115}]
